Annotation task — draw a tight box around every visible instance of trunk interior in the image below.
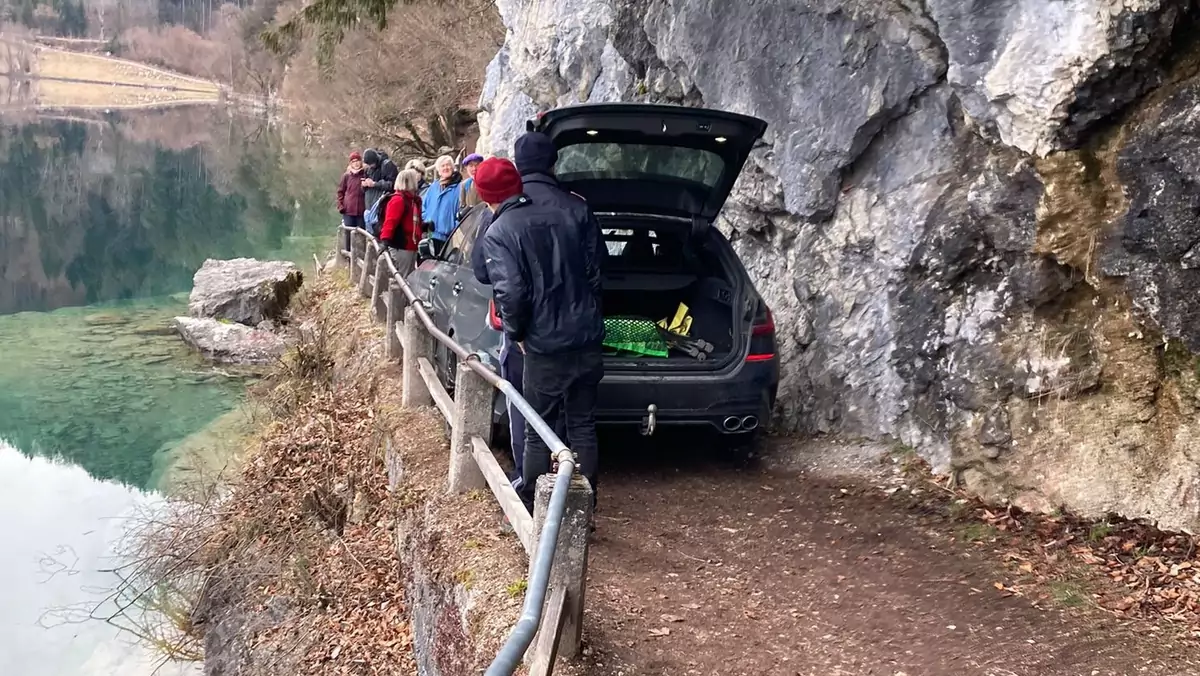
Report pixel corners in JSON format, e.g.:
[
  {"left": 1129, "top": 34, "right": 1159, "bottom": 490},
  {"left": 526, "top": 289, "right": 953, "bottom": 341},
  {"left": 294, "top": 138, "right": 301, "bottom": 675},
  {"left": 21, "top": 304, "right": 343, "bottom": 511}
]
[{"left": 599, "top": 221, "right": 740, "bottom": 370}]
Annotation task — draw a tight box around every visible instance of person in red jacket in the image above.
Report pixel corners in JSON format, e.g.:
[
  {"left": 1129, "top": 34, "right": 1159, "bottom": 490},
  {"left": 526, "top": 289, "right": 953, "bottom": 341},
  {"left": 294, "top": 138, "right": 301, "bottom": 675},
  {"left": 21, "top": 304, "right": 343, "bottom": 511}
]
[
  {"left": 336, "top": 151, "right": 367, "bottom": 253},
  {"left": 380, "top": 168, "right": 424, "bottom": 275}
]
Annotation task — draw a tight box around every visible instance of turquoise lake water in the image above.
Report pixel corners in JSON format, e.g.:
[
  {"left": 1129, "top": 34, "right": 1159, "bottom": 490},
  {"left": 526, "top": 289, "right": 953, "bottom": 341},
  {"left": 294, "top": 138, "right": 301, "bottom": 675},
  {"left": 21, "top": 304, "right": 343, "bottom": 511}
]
[{"left": 0, "top": 106, "right": 339, "bottom": 674}]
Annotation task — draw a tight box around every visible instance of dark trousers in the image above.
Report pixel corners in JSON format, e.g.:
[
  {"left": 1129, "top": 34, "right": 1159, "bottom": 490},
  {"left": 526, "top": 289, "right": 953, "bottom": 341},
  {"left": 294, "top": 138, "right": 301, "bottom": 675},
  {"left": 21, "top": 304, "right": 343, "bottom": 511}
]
[
  {"left": 500, "top": 335, "right": 527, "bottom": 488},
  {"left": 341, "top": 214, "right": 365, "bottom": 252},
  {"left": 501, "top": 335, "right": 567, "bottom": 492},
  {"left": 519, "top": 345, "right": 603, "bottom": 512}
]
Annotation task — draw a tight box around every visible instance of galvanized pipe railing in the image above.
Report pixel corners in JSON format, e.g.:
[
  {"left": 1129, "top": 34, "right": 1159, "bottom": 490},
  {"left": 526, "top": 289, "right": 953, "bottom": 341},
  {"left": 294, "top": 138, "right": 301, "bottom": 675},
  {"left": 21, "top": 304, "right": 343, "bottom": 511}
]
[
  {"left": 337, "top": 225, "right": 581, "bottom": 673},
  {"left": 485, "top": 447, "right": 575, "bottom": 676}
]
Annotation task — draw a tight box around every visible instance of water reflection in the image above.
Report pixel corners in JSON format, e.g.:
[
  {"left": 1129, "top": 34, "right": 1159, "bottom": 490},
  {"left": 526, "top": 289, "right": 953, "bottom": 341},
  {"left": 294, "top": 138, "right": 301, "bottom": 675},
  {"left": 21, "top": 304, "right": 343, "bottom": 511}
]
[
  {"left": 0, "top": 440, "right": 200, "bottom": 676},
  {"left": 0, "top": 107, "right": 337, "bottom": 673},
  {"left": 0, "top": 107, "right": 331, "bottom": 315},
  {"left": 0, "top": 107, "right": 336, "bottom": 486}
]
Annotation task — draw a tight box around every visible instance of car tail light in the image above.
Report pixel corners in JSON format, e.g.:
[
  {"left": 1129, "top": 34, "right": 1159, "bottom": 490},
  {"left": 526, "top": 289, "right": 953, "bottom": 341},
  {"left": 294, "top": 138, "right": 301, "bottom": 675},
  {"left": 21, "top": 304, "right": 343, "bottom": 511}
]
[
  {"left": 752, "top": 308, "right": 775, "bottom": 336},
  {"left": 487, "top": 299, "right": 502, "bottom": 331},
  {"left": 746, "top": 303, "right": 775, "bottom": 363}
]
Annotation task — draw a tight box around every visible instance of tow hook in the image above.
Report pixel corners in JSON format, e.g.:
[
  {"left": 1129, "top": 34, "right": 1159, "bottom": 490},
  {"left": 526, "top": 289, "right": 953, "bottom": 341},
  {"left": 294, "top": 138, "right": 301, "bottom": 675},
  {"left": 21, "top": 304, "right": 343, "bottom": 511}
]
[{"left": 641, "top": 404, "right": 658, "bottom": 437}]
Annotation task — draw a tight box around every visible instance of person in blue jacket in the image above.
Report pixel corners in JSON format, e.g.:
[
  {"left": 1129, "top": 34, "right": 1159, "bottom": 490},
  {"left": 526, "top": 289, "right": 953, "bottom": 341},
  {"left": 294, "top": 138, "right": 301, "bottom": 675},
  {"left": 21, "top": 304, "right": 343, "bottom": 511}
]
[{"left": 421, "top": 154, "right": 462, "bottom": 256}]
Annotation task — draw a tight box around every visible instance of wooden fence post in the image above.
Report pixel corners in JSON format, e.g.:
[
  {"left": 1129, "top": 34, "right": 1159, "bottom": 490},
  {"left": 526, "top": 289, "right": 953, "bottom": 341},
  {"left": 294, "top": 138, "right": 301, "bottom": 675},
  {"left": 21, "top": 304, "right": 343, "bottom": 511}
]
[
  {"left": 448, "top": 363, "right": 490, "bottom": 493},
  {"left": 337, "top": 227, "right": 349, "bottom": 269},
  {"left": 402, "top": 306, "right": 433, "bottom": 408},
  {"left": 370, "top": 253, "right": 388, "bottom": 322},
  {"left": 385, "top": 281, "right": 403, "bottom": 360},
  {"left": 348, "top": 230, "right": 361, "bottom": 282},
  {"left": 359, "top": 241, "right": 378, "bottom": 297},
  {"left": 528, "top": 473, "right": 593, "bottom": 665}
]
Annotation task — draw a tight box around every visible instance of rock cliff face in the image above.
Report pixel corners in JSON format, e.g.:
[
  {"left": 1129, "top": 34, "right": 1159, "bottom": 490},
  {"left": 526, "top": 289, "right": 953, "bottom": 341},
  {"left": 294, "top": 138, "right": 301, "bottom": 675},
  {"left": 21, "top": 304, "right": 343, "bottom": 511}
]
[{"left": 477, "top": 0, "right": 1200, "bottom": 531}]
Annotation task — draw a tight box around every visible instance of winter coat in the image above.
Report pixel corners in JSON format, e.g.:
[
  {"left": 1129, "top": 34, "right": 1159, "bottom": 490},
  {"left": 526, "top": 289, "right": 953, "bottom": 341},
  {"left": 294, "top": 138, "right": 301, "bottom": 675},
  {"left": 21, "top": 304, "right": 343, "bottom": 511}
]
[
  {"left": 380, "top": 190, "right": 423, "bottom": 251},
  {"left": 421, "top": 173, "right": 463, "bottom": 241},
  {"left": 519, "top": 171, "right": 603, "bottom": 254},
  {"left": 337, "top": 169, "right": 367, "bottom": 216},
  {"left": 471, "top": 207, "right": 496, "bottom": 285},
  {"left": 364, "top": 159, "right": 399, "bottom": 214},
  {"left": 480, "top": 194, "right": 605, "bottom": 356},
  {"left": 457, "top": 177, "right": 482, "bottom": 220}
]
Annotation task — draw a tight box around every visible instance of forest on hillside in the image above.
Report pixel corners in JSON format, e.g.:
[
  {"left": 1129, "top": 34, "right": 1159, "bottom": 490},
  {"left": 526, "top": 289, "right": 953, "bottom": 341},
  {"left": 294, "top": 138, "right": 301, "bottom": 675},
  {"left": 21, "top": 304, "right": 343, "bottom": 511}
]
[{"left": 0, "top": 0, "right": 501, "bottom": 153}]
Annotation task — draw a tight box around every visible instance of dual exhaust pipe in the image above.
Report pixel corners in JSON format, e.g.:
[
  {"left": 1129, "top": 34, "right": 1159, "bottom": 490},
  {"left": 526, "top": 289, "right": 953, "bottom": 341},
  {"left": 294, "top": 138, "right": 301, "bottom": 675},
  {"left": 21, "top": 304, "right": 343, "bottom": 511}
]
[{"left": 722, "top": 415, "right": 759, "bottom": 432}]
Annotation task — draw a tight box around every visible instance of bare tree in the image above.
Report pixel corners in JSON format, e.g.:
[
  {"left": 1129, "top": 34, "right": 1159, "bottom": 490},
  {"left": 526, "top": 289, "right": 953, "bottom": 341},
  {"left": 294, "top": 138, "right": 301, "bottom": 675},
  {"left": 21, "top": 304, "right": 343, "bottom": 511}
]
[{"left": 277, "top": 0, "right": 501, "bottom": 154}]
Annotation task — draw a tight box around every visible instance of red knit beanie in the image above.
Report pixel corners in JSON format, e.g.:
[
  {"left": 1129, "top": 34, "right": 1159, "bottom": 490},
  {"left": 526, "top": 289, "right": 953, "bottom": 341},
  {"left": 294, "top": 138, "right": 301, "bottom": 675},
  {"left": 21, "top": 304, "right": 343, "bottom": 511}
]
[
  {"left": 349, "top": 151, "right": 362, "bottom": 161},
  {"left": 474, "top": 158, "right": 523, "bottom": 204}
]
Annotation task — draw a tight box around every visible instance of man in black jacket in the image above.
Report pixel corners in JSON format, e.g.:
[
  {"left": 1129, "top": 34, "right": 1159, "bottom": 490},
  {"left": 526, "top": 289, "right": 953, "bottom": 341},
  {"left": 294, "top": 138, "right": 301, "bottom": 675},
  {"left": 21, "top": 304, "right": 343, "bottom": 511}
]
[
  {"left": 362, "top": 148, "right": 399, "bottom": 215},
  {"left": 513, "top": 132, "right": 601, "bottom": 237},
  {"left": 475, "top": 157, "right": 605, "bottom": 513}
]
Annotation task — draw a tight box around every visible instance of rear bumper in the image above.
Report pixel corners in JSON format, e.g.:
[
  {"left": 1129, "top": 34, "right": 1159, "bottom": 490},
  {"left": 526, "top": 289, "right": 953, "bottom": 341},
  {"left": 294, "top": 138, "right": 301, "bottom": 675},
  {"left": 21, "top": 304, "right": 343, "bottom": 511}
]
[
  {"left": 596, "top": 374, "right": 775, "bottom": 434},
  {"left": 490, "top": 357, "right": 779, "bottom": 435}
]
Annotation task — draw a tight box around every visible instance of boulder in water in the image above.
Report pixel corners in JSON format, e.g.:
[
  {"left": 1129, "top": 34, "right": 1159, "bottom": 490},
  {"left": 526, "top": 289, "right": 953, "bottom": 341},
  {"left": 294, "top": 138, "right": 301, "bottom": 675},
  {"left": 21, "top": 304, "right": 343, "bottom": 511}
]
[
  {"left": 188, "top": 258, "right": 302, "bottom": 326},
  {"left": 173, "top": 317, "right": 286, "bottom": 366}
]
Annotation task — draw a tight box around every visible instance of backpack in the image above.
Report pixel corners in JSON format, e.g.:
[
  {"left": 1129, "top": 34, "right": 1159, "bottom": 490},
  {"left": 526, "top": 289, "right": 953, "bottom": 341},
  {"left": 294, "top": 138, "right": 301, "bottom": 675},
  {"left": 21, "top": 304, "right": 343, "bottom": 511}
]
[{"left": 364, "top": 192, "right": 392, "bottom": 237}]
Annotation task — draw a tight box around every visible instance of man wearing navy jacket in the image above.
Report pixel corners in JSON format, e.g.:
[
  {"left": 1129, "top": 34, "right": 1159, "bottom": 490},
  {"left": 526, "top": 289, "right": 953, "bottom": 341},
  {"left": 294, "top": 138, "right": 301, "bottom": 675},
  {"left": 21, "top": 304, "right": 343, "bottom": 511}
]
[{"left": 473, "top": 157, "right": 604, "bottom": 514}]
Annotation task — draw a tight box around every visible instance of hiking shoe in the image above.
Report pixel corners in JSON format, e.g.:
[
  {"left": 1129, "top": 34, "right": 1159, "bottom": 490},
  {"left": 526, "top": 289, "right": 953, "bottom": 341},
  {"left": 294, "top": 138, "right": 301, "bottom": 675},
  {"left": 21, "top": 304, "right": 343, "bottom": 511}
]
[{"left": 500, "top": 515, "right": 515, "bottom": 534}]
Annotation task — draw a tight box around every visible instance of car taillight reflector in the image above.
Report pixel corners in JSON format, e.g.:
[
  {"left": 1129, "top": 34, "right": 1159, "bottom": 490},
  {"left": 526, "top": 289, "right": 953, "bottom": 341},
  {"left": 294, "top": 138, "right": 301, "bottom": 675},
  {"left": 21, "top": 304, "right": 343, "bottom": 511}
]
[
  {"left": 487, "top": 299, "right": 502, "bottom": 331},
  {"left": 752, "top": 309, "right": 775, "bottom": 336}
]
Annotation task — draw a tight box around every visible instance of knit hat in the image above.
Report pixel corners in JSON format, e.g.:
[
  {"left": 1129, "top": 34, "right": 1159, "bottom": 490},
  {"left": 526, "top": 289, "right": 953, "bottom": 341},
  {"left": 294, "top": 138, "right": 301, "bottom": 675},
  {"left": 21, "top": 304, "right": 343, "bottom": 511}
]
[
  {"left": 349, "top": 151, "right": 362, "bottom": 161},
  {"left": 363, "top": 148, "right": 380, "bottom": 166},
  {"left": 462, "top": 153, "right": 485, "bottom": 166},
  {"left": 474, "top": 158, "right": 523, "bottom": 204},
  {"left": 514, "top": 132, "right": 557, "bottom": 175}
]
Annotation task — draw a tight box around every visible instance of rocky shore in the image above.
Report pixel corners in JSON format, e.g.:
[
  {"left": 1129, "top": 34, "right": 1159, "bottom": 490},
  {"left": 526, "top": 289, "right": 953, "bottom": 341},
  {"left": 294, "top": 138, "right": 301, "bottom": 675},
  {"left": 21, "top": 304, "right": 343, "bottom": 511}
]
[{"left": 174, "top": 258, "right": 303, "bottom": 366}]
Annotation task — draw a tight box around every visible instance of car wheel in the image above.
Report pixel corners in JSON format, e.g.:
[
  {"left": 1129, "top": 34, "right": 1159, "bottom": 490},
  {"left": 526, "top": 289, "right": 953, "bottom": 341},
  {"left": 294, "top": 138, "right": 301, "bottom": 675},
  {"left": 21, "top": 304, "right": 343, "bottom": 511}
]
[{"left": 441, "top": 343, "right": 458, "bottom": 394}]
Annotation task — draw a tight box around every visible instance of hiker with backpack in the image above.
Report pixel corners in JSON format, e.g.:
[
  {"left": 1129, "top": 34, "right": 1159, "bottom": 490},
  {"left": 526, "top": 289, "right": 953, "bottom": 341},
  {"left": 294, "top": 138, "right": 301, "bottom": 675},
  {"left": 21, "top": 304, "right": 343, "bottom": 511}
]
[
  {"left": 379, "top": 169, "right": 424, "bottom": 276},
  {"left": 362, "top": 148, "right": 399, "bottom": 236},
  {"left": 336, "top": 151, "right": 367, "bottom": 252}
]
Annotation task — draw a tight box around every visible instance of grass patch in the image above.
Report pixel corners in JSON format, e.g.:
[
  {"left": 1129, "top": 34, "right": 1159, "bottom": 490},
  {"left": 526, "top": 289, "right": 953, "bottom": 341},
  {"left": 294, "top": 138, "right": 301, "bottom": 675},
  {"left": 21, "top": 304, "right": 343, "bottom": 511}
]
[
  {"left": 505, "top": 579, "right": 528, "bottom": 599},
  {"left": 1089, "top": 521, "right": 1114, "bottom": 542},
  {"left": 947, "top": 499, "right": 974, "bottom": 521},
  {"left": 960, "top": 523, "right": 999, "bottom": 543},
  {"left": 455, "top": 569, "right": 476, "bottom": 589},
  {"left": 1048, "top": 580, "right": 1088, "bottom": 608},
  {"left": 34, "top": 46, "right": 220, "bottom": 93}
]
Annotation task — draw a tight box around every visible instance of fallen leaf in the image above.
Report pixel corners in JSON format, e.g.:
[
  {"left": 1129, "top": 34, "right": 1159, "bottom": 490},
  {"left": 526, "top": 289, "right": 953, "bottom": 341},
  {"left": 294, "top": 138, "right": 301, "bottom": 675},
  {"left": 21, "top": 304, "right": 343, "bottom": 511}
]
[
  {"left": 661, "top": 614, "right": 684, "bottom": 623},
  {"left": 649, "top": 628, "right": 671, "bottom": 637}
]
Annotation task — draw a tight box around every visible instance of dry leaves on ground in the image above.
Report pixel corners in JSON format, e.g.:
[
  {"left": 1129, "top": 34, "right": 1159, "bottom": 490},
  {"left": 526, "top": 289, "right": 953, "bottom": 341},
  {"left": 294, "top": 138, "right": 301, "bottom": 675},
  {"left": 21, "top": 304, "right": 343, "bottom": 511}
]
[{"left": 890, "top": 454, "right": 1200, "bottom": 639}]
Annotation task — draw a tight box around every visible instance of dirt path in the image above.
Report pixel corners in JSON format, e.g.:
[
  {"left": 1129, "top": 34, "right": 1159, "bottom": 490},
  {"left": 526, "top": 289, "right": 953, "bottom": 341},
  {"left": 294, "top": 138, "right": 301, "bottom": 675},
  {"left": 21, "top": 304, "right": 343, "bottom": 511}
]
[{"left": 553, "top": 434, "right": 1200, "bottom": 676}]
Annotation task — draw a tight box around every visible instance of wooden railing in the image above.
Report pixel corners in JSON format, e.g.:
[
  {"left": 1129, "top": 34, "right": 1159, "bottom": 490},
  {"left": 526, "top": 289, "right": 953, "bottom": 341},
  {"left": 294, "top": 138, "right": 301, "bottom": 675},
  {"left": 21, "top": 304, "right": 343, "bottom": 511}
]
[{"left": 338, "top": 226, "right": 593, "bottom": 676}]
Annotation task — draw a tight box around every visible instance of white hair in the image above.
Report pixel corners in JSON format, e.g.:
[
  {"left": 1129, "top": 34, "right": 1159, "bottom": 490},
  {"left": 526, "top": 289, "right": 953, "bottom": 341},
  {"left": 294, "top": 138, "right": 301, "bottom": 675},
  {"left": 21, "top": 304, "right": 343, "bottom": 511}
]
[{"left": 435, "top": 155, "right": 454, "bottom": 169}]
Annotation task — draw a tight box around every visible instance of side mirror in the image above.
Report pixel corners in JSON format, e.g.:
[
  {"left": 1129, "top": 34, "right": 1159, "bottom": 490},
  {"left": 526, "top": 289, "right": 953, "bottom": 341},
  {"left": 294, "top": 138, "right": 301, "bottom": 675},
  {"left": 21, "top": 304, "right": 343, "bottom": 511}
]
[{"left": 416, "top": 237, "right": 442, "bottom": 264}]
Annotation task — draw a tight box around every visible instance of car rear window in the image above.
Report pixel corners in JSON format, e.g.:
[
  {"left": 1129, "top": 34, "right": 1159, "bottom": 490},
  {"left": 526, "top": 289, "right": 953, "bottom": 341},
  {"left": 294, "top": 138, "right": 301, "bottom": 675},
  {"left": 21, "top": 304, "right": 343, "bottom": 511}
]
[{"left": 556, "top": 143, "right": 726, "bottom": 188}]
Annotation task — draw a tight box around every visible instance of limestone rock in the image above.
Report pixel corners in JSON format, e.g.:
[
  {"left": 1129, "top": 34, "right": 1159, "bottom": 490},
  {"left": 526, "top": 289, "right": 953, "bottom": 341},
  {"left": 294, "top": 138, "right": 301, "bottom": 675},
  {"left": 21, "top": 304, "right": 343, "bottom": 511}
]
[
  {"left": 188, "top": 258, "right": 302, "bottom": 327},
  {"left": 479, "top": 0, "right": 1200, "bottom": 529},
  {"left": 1102, "top": 78, "right": 1200, "bottom": 352},
  {"left": 174, "top": 317, "right": 285, "bottom": 366},
  {"left": 928, "top": 0, "right": 1188, "bottom": 155}
]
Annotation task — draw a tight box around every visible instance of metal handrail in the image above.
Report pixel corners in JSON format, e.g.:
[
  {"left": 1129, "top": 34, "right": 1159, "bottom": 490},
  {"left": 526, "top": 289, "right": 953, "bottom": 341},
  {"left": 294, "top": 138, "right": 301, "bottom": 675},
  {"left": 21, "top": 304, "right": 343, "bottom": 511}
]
[{"left": 338, "top": 226, "right": 577, "bottom": 673}]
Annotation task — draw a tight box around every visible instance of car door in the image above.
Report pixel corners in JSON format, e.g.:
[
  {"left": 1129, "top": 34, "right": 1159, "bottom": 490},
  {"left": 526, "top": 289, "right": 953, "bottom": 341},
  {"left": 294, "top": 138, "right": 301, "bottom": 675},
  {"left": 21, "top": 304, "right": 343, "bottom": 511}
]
[
  {"left": 407, "top": 204, "right": 501, "bottom": 391},
  {"left": 442, "top": 204, "right": 502, "bottom": 364},
  {"left": 404, "top": 257, "right": 459, "bottom": 389}
]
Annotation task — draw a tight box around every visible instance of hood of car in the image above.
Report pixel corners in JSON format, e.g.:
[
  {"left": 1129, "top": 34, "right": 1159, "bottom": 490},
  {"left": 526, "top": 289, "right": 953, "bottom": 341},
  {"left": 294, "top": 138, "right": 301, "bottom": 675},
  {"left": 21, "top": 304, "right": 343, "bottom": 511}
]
[{"left": 529, "top": 103, "right": 768, "bottom": 223}]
